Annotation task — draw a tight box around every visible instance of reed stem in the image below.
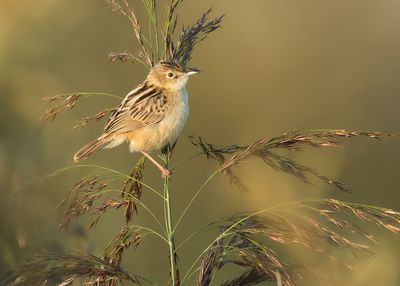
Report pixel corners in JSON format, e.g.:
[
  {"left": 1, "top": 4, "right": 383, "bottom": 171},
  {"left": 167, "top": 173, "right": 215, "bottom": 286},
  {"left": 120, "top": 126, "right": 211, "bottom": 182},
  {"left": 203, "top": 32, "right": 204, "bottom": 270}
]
[{"left": 162, "top": 152, "right": 179, "bottom": 285}]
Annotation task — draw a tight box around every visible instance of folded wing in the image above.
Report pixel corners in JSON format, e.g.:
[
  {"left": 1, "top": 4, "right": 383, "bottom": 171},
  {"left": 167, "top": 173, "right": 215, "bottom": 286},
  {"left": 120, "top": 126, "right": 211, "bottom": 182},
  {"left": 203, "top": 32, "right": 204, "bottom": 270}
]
[{"left": 104, "top": 83, "right": 169, "bottom": 135}]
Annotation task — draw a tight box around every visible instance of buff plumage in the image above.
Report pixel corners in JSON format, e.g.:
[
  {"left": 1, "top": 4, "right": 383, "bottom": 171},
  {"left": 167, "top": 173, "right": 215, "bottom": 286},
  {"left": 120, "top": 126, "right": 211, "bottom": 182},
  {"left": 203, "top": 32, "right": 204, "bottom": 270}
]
[{"left": 73, "top": 60, "right": 197, "bottom": 177}]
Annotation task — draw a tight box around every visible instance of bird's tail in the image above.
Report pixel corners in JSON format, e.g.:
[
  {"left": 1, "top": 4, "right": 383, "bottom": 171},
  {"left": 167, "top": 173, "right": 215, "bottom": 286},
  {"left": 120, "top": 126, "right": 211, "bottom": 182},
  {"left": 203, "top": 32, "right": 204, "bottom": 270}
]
[{"left": 73, "top": 136, "right": 112, "bottom": 162}]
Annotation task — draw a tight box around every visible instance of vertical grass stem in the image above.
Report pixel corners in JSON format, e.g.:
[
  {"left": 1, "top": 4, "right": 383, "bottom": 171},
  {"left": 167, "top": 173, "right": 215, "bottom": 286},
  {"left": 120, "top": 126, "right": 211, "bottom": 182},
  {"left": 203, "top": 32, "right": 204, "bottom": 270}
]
[{"left": 162, "top": 152, "right": 179, "bottom": 285}]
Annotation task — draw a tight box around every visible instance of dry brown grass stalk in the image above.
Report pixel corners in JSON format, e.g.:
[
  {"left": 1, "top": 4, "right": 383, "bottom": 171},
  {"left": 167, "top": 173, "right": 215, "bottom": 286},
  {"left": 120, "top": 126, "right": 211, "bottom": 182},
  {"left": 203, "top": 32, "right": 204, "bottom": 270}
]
[
  {"left": 172, "top": 9, "right": 224, "bottom": 65},
  {"left": 106, "top": 0, "right": 154, "bottom": 67},
  {"left": 189, "top": 129, "right": 391, "bottom": 192},
  {"left": 195, "top": 198, "right": 399, "bottom": 285},
  {"left": 198, "top": 231, "right": 296, "bottom": 286},
  {"left": 120, "top": 157, "right": 145, "bottom": 224},
  {"left": 74, "top": 108, "right": 116, "bottom": 129},
  {"left": 39, "top": 94, "right": 80, "bottom": 122},
  {"left": 60, "top": 158, "right": 146, "bottom": 230},
  {"left": 59, "top": 175, "right": 108, "bottom": 230},
  {"left": 1, "top": 253, "right": 141, "bottom": 286},
  {"left": 103, "top": 227, "right": 143, "bottom": 266},
  {"left": 39, "top": 93, "right": 122, "bottom": 124},
  {"left": 108, "top": 51, "right": 137, "bottom": 63}
]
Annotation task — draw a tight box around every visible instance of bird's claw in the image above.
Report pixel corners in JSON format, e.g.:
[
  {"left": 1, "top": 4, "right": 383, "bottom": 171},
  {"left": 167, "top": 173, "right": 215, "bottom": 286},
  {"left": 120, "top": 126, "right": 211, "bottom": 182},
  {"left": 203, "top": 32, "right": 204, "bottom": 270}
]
[{"left": 161, "top": 168, "right": 172, "bottom": 178}]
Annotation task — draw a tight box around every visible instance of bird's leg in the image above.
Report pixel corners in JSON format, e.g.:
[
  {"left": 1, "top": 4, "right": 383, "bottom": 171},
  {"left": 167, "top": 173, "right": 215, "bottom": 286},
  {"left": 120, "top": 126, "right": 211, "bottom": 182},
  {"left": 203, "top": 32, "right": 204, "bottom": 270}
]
[
  {"left": 161, "top": 140, "right": 178, "bottom": 161},
  {"left": 141, "top": 151, "right": 172, "bottom": 177}
]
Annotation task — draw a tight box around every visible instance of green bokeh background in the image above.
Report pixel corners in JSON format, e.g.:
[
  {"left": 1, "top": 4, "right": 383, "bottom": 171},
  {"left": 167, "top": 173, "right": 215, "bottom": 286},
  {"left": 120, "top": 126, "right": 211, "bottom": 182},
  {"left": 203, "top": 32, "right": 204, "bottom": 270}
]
[{"left": 1, "top": 0, "right": 399, "bottom": 285}]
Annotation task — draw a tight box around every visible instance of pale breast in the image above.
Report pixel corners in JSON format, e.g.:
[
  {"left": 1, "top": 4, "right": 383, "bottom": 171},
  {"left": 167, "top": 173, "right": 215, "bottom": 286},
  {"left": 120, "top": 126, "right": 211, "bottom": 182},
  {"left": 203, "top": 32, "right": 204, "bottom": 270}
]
[{"left": 129, "top": 88, "right": 189, "bottom": 152}]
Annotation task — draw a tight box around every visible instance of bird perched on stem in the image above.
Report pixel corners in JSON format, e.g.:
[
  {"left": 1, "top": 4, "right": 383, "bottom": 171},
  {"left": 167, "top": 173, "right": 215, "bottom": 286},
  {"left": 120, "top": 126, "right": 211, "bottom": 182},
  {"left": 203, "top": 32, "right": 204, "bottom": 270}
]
[{"left": 74, "top": 59, "right": 198, "bottom": 177}]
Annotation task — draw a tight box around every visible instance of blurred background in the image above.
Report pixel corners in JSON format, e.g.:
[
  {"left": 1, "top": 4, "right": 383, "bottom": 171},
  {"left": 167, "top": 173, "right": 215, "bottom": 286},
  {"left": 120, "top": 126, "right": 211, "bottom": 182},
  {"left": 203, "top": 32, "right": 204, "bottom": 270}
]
[{"left": 1, "top": 0, "right": 399, "bottom": 285}]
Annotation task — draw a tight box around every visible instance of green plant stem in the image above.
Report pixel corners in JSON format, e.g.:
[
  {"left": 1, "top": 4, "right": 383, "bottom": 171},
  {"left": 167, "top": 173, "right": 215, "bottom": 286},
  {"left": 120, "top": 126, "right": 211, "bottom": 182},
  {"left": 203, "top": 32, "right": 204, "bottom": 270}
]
[
  {"left": 162, "top": 154, "right": 178, "bottom": 286},
  {"left": 165, "top": 177, "right": 177, "bottom": 286}
]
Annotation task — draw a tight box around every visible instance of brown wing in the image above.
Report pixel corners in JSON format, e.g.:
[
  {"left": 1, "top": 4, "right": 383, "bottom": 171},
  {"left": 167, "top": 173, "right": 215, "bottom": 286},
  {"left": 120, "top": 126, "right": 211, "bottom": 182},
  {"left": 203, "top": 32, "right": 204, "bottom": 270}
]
[{"left": 104, "top": 83, "right": 169, "bottom": 134}]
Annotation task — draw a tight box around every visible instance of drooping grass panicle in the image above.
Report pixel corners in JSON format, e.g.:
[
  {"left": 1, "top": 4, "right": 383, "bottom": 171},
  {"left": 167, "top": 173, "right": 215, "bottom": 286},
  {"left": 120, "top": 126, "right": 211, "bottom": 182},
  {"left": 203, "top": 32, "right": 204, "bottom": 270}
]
[
  {"left": 258, "top": 151, "right": 348, "bottom": 191},
  {"left": 189, "top": 129, "right": 392, "bottom": 163},
  {"left": 69, "top": 159, "right": 146, "bottom": 229},
  {"left": 220, "top": 268, "right": 277, "bottom": 286},
  {"left": 60, "top": 159, "right": 147, "bottom": 229},
  {"left": 39, "top": 92, "right": 122, "bottom": 124},
  {"left": 315, "top": 199, "right": 400, "bottom": 234},
  {"left": 103, "top": 227, "right": 143, "bottom": 266},
  {"left": 1, "top": 252, "right": 142, "bottom": 286},
  {"left": 193, "top": 198, "right": 400, "bottom": 285},
  {"left": 60, "top": 175, "right": 108, "bottom": 230},
  {"left": 217, "top": 198, "right": 399, "bottom": 253},
  {"left": 197, "top": 230, "right": 296, "bottom": 286},
  {"left": 39, "top": 94, "right": 79, "bottom": 122},
  {"left": 120, "top": 156, "right": 146, "bottom": 223},
  {"left": 189, "top": 129, "right": 392, "bottom": 192},
  {"left": 197, "top": 238, "right": 223, "bottom": 286},
  {"left": 57, "top": 159, "right": 143, "bottom": 229},
  {"left": 47, "top": 164, "right": 163, "bottom": 199},
  {"left": 228, "top": 242, "right": 296, "bottom": 286},
  {"left": 74, "top": 107, "right": 117, "bottom": 129}
]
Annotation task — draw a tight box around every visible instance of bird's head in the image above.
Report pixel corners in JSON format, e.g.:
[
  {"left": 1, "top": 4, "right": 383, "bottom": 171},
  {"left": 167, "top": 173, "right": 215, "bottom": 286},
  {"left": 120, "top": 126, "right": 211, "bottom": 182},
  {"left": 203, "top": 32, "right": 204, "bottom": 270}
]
[{"left": 147, "top": 59, "right": 198, "bottom": 90}]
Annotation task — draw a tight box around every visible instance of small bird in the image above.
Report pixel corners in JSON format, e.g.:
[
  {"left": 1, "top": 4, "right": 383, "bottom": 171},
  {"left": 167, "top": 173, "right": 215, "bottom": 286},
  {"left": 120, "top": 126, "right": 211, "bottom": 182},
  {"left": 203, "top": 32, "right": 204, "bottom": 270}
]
[{"left": 73, "top": 59, "right": 197, "bottom": 177}]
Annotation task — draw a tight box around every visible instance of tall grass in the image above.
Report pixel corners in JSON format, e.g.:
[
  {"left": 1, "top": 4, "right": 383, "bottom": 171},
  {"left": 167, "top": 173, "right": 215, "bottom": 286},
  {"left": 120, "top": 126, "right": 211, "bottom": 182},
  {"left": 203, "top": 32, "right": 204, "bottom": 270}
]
[{"left": 3, "top": 1, "right": 399, "bottom": 286}]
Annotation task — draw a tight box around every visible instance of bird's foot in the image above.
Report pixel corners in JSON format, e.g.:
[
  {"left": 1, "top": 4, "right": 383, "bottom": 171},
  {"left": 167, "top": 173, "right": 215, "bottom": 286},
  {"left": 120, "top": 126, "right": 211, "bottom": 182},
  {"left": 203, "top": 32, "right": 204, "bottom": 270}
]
[{"left": 161, "top": 167, "right": 172, "bottom": 178}]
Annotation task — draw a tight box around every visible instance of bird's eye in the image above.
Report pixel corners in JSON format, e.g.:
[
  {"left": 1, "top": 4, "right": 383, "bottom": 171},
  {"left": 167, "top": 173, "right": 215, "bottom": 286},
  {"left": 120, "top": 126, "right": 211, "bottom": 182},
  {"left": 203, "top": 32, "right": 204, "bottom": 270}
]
[{"left": 167, "top": 72, "right": 174, "bottom": 78}]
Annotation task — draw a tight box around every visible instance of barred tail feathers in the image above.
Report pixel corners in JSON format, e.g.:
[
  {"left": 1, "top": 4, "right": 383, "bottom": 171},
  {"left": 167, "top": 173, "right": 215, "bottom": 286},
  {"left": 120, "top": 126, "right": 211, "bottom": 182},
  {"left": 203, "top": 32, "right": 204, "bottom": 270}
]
[{"left": 73, "top": 136, "right": 112, "bottom": 162}]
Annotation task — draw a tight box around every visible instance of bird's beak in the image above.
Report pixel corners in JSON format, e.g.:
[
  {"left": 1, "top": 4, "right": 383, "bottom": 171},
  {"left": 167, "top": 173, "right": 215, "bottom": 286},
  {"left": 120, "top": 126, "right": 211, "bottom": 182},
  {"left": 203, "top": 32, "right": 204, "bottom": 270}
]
[{"left": 184, "top": 67, "right": 200, "bottom": 77}]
